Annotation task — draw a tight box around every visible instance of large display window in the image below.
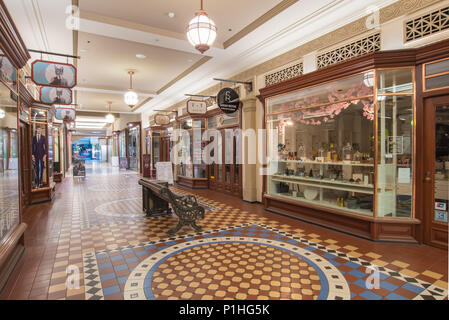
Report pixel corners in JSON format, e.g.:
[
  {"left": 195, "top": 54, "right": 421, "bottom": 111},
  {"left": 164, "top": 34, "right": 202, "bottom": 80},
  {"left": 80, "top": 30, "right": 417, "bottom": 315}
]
[
  {"left": 178, "top": 118, "right": 207, "bottom": 179},
  {"left": 265, "top": 68, "right": 415, "bottom": 219},
  {"left": 0, "top": 78, "right": 19, "bottom": 245}
]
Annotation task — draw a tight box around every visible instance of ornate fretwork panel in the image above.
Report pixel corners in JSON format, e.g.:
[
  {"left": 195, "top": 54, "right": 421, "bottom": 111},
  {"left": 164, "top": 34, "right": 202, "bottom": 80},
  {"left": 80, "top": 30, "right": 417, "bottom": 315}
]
[
  {"left": 265, "top": 62, "right": 304, "bottom": 87},
  {"left": 405, "top": 6, "right": 449, "bottom": 42},
  {"left": 316, "top": 33, "right": 381, "bottom": 69}
]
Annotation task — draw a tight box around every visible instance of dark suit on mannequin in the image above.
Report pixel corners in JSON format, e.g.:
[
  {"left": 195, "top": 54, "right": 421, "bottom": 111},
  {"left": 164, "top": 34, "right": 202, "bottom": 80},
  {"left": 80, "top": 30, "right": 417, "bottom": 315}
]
[{"left": 32, "top": 131, "right": 47, "bottom": 187}]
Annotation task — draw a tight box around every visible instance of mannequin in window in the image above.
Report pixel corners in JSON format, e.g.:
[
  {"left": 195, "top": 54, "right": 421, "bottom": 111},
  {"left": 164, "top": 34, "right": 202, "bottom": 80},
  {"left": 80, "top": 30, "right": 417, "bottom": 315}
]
[{"left": 32, "top": 126, "right": 47, "bottom": 188}]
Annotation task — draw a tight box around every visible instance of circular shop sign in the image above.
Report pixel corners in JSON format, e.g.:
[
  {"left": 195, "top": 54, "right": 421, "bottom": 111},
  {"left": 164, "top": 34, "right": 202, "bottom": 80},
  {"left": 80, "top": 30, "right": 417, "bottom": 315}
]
[{"left": 217, "top": 87, "right": 240, "bottom": 114}]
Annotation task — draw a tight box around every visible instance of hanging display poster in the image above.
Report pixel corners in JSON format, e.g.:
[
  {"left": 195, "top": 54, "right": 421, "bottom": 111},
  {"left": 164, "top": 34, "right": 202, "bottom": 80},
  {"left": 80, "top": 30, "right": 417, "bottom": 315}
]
[
  {"left": 55, "top": 108, "right": 76, "bottom": 121},
  {"left": 40, "top": 87, "right": 72, "bottom": 105},
  {"left": 31, "top": 60, "right": 77, "bottom": 88}
]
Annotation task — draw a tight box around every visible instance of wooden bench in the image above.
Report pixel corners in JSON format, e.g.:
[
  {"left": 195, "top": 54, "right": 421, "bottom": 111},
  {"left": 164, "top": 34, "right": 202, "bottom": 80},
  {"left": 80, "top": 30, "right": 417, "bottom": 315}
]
[{"left": 139, "top": 179, "right": 205, "bottom": 235}]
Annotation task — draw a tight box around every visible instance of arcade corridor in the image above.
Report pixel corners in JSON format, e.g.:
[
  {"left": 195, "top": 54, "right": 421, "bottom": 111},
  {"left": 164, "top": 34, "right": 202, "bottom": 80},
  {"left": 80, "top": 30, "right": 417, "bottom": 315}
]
[{"left": 0, "top": 163, "right": 447, "bottom": 300}]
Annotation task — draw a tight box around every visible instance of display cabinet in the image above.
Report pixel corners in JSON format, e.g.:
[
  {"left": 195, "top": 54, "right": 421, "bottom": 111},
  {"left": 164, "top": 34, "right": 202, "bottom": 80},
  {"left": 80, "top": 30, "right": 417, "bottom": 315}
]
[
  {"left": 127, "top": 122, "right": 141, "bottom": 172},
  {"left": 177, "top": 116, "right": 208, "bottom": 189},
  {"left": 29, "top": 106, "right": 55, "bottom": 203},
  {"left": 260, "top": 53, "right": 420, "bottom": 242},
  {"left": 146, "top": 124, "right": 173, "bottom": 178},
  {"left": 52, "top": 125, "right": 65, "bottom": 182}
]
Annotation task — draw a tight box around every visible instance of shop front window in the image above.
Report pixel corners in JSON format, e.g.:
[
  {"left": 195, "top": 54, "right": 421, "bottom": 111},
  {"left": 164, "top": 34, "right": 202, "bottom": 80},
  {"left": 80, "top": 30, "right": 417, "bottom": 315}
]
[
  {"left": 377, "top": 68, "right": 414, "bottom": 218},
  {"left": 0, "top": 81, "right": 19, "bottom": 244},
  {"left": 266, "top": 69, "right": 416, "bottom": 219}
]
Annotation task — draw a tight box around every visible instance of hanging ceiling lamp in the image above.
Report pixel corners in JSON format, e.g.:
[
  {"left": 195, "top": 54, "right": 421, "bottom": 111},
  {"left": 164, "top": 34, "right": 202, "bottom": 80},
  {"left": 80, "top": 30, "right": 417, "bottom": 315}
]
[
  {"left": 105, "top": 101, "right": 115, "bottom": 123},
  {"left": 124, "top": 71, "right": 138, "bottom": 107},
  {"left": 186, "top": 0, "right": 217, "bottom": 54}
]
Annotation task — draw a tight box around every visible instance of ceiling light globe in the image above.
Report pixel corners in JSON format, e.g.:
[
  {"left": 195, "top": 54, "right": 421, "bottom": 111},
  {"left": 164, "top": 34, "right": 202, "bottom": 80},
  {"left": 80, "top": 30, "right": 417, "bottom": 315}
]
[
  {"left": 124, "top": 90, "right": 138, "bottom": 107},
  {"left": 105, "top": 113, "right": 115, "bottom": 123},
  {"left": 186, "top": 11, "right": 217, "bottom": 54}
]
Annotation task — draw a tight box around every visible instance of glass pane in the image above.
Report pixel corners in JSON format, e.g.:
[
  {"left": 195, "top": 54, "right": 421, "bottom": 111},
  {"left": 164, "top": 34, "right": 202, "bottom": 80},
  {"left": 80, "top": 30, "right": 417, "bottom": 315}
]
[
  {"left": 377, "top": 95, "right": 414, "bottom": 218},
  {"left": 426, "top": 74, "right": 449, "bottom": 91},
  {"left": 194, "top": 164, "right": 206, "bottom": 178},
  {"left": 235, "top": 166, "right": 239, "bottom": 185},
  {"left": 267, "top": 72, "right": 374, "bottom": 114},
  {"left": 266, "top": 97, "right": 375, "bottom": 217},
  {"left": 210, "top": 165, "right": 215, "bottom": 179},
  {"left": 0, "top": 82, "right": 19, "bottom": 244},
  {"left": 153, "top": 137, "right": 160, "bottom": 164},
  {"left": 225, "top": 165, "right": 231, "bottom": 183},
  {"left": 377, "top": 68, "right": 414, "bottom": 94},
  {"left": 426, "top": 58, "right": 449, "bottom": 76},
  {"left": 434, "top": 105, "right": 449, "bottom": 224},
  {"left": 218, "top": 164, "right": 222, "bottom": 181}
]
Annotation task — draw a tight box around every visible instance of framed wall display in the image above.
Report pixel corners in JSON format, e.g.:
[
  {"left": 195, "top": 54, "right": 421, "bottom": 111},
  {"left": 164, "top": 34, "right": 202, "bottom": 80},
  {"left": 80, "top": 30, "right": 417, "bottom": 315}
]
[
  {"left": 39, "top": 86, "right": 72, "bottom": 105},
  {"left": 55, "top": 107, "right": 76, "bottom": 121},
  {"left": 31, "top": 60, "right": 77, "bottom": 88}
]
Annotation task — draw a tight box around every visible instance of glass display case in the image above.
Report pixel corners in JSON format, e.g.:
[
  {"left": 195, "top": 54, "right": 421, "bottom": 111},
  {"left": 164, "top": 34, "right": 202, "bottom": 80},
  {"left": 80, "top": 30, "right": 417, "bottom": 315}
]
[
  {"left": 119, "top": 131, "right": 126, "bottom": 158},
  {"left": 179, "top": 118, "right": 207, "bottom": 179},
  {"left": 30, "top": 107, "right": 50, "bottom": 190},
  {"left": 127, "top": 124, "right": 140, "bottom": 172},
  {"left": 0, "top": 80, "right": 19, "bottom": 244},
  {"left": 265, "top": 69, "right": 415, "bottom": 219}
]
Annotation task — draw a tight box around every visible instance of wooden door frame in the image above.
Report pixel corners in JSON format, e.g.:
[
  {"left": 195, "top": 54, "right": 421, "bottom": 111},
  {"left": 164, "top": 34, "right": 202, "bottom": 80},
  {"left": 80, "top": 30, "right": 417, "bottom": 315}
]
[{"left": 422, "top": 95, "right": 449, "bottom": 249}]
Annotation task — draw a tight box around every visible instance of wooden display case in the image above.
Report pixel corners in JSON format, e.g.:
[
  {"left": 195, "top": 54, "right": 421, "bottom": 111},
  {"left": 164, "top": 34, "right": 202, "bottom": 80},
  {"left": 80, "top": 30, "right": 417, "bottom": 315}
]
[{"left": 259, "top": 43, "right": 449, "bottom": 244}]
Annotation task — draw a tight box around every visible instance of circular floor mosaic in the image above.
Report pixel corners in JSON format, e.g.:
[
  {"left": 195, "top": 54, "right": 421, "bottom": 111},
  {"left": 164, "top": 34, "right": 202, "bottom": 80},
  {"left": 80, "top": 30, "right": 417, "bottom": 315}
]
[{"left": 124, "top": 237, "right": 350, "bottom": 300}]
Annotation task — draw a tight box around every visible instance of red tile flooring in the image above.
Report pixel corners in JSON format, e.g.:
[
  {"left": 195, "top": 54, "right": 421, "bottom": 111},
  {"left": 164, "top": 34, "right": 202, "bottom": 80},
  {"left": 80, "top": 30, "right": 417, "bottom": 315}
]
[{"left": 0, "top": 165, "right": 447, "bottom": 300}]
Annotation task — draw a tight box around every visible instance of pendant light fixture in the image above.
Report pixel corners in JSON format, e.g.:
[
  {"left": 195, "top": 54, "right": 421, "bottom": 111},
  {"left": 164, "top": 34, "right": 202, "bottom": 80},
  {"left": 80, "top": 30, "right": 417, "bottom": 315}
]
[
  {"left": 124, "top": 71, "right": 138, "bottom": 107},
  {"left": 105, "top": 101, "right": 115, "bottom": 123},
  {"left": 186, "top": 0, "right": 217, "bottom": 54}
]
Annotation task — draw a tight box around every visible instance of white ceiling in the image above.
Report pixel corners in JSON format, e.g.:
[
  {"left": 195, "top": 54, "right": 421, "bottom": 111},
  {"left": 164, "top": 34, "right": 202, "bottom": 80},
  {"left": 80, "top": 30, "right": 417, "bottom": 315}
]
[{"left": 5, "top": 0, "right": 400, "bottom": 120}]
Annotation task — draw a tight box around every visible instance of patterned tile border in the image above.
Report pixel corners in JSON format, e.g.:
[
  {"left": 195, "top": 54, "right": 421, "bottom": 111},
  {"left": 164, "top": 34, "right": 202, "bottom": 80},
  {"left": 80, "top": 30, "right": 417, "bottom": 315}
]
[{"left": 82, "top": 251, "right": 104, "bottom": 300}]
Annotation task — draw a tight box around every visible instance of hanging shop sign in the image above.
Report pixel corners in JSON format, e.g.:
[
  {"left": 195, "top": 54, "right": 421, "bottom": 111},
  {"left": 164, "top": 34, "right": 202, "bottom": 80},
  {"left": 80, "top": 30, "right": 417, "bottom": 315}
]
[
  {"left": 154, "top": 113, "right": 170, "bottom": 125},
  {"left": 217, "top": 88, "right": 240, "bottom": 114},
  {"left": 187, "top": 99, "right": 207, "bottom": 115},
  {"left": 31, "top": 60, "right": 77, "bottom": 88},
  {"left": 39, "top": 86, "right": 72, "bottom": 105},
  {"left": 55, "top": 107, "right": 76, "bottom": 121}
]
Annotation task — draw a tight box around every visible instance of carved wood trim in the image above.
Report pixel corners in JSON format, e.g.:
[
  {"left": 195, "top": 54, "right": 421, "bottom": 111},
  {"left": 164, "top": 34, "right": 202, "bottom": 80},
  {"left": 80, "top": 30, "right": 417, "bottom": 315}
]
[{"left": 0, "top": 0, "right": 30, "bottom": 69}]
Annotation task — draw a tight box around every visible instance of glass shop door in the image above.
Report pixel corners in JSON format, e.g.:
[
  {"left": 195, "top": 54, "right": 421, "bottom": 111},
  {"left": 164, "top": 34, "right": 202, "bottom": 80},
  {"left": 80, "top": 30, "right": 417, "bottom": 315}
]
[{"left": 423, "top": 96, "right": 449, "bottom": 249}]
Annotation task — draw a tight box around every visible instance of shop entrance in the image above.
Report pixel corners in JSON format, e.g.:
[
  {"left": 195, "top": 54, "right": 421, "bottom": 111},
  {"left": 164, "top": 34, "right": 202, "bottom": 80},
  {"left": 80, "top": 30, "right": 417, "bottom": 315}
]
[
  {"left": 209, "top": 129, "right": 242, "bottom": 198},
  {"left": 423, "top": 95, "right": 449, "bottom": 249}
]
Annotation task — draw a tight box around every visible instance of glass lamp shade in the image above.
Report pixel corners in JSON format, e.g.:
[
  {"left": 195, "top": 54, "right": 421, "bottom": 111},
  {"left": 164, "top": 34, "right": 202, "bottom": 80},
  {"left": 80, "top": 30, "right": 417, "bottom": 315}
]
[
  {"left": 0, "top": 109, "right": 5, "bottom": 119},
  {"left": 105, "top": 113, "right": 115, "bottom": 123},
  {"left": 124, "top": 90, "right": 138, "bottom": 107},
  {"left": 186, "top": 11, "right": 217, "bottom": 54}
]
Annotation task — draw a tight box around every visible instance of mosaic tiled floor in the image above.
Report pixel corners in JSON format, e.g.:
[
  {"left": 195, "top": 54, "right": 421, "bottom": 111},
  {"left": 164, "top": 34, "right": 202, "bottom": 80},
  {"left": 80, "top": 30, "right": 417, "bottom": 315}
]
[{"left": 1, "top": 163, "right": 447, "bottom": 300}]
